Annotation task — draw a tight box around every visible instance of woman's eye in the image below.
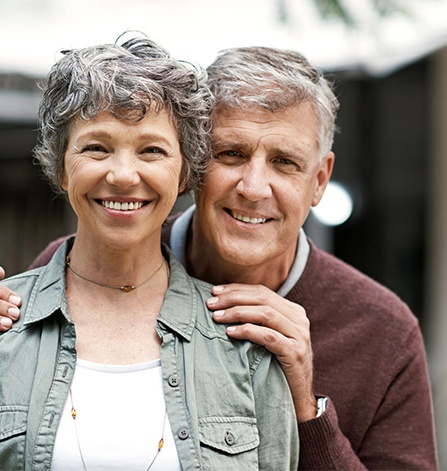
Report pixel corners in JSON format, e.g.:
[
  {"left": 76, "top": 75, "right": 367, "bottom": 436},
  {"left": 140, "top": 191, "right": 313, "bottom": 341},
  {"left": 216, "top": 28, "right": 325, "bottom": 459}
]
[
  {"left": 82, "top": 144, "right": 106, "bottom": 153},
  {"left": 142, "top": 147, "right": 166, "bottom": 156}
]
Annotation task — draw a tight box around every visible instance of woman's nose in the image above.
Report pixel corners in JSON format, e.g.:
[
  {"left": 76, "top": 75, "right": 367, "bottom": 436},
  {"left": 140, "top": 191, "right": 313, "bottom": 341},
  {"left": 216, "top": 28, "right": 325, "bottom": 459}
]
[{"left": 105, "top": 154, "right": 140, "bottom": 189}]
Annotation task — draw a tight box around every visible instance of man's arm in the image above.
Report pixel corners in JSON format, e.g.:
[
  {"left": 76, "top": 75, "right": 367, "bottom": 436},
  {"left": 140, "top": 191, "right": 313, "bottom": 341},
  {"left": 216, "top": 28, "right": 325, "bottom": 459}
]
[
  {"left": 0, "top": 235, "right": 69, "bottom": 331},
  {"left": 207, "top": 283, "right": 317, "bottom": 422},
  {"left": 207, "top": 283, "right": 438, "bottom": 470}
]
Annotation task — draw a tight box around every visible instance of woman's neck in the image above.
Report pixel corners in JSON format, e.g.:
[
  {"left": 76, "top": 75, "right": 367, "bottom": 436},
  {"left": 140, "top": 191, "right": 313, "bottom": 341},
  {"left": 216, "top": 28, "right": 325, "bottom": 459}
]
[
  {"left": 65, "top": 230, "right": 169, "bottom": 364},
  {"left": 69, "top": 229, "right": 165, "bottom": 288}
]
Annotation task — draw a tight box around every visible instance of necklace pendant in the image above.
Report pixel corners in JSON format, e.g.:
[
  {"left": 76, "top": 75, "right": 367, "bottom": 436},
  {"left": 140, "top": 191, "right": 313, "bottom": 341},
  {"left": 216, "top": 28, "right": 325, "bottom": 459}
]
[{"left": 121, "top": 285, "right": 135, "bottom": 292}]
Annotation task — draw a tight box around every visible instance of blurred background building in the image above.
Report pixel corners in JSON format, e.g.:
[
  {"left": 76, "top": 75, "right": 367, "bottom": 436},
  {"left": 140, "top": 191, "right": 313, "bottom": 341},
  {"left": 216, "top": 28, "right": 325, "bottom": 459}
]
[{"left": 1, "top": 0, "right": 446, "bottom": 465}]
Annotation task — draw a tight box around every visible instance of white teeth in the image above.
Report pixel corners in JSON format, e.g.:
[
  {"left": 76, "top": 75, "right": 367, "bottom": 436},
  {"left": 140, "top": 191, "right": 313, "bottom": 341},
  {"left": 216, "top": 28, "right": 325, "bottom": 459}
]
[
  {"left": 101, "top": 201, "right": 143, "bottom": 211},
  {"left": 231, "top": 211, "right": 267, "bottom": 224}
]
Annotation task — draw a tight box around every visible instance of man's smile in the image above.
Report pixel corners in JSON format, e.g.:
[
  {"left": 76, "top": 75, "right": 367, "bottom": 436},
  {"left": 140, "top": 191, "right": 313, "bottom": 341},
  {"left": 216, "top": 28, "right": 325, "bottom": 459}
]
[{"left": 226, "top": 209, "right": 268, "bottom": 225}]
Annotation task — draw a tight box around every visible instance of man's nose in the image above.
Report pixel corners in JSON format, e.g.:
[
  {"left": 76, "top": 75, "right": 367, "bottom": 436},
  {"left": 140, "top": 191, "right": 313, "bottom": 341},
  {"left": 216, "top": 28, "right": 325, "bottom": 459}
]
[{"left": 235, "top": 160, "right": 272, "bottom": 201}]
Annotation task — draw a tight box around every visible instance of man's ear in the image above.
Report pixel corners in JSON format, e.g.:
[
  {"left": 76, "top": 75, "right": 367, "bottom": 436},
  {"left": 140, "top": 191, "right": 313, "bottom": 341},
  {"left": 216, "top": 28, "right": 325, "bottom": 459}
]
[{"left": 311, "top": 151, "right": 334, "bottom": 207}]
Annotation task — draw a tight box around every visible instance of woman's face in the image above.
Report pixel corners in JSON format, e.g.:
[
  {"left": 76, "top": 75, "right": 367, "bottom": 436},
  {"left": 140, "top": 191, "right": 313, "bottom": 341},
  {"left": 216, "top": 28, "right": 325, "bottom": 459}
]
[{"left": 62, "top": 110, "right": 184, "bottom": 250}]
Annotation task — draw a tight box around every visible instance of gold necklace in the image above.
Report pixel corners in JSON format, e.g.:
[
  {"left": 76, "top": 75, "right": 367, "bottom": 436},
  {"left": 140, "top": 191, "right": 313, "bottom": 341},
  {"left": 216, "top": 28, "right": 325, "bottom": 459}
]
[
  {"left": 66, "top": 257, "right": 166, "bottom": 292},
  {"left": 70, "top": 388, "right": 167, "bottom": 470}
]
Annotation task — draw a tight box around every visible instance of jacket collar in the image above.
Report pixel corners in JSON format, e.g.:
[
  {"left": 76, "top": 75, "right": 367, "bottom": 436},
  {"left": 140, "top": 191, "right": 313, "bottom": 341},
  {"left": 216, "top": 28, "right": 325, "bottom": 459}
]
[
  {"left": 23, "top": 237, "right": 73, "bottom": 326},
  {"left": 23, "top": 238, "right": 198, "bottom": 341}
]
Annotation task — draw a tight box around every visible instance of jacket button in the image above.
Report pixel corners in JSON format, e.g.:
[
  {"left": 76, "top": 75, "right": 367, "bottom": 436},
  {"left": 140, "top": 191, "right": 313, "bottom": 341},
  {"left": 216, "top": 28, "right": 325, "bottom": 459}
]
[
  {"left": 225, "top": 431, "right": 235, "bottom": 446},
  {"left": 168, "top": 374, "right": 179, "bottom": 387},
  {"left": 178, "top": 427, "right": 190, "bottom": 440}
]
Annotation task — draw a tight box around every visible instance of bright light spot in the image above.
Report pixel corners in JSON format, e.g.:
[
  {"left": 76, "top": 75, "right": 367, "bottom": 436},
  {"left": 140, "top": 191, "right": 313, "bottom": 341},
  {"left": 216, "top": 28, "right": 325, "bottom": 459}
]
[{"left": 312, "top": 181, "right": 353, "bottom": 226}]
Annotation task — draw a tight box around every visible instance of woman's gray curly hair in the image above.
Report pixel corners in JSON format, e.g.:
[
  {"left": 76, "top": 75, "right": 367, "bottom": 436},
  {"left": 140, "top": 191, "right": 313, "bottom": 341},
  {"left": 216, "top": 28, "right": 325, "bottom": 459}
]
[
  {"left": 206, "top": 46, "right": 339, "bottom": 160},
  {"left": 34, "top": 35, "right": 213, "bottom": 195}
]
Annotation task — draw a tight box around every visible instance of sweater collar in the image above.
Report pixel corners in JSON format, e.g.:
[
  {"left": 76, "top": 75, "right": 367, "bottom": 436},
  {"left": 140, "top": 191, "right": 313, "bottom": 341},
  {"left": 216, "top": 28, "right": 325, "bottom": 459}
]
[{"left": 170, "top": 204, "right": 310, "bottom": 296}]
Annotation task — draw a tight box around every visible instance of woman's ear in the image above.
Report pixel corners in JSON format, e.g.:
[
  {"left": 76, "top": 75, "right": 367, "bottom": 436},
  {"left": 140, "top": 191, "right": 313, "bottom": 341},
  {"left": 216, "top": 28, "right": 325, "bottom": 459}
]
[{"left": 178, "top": 164, "right": 190, "bottom": 195}]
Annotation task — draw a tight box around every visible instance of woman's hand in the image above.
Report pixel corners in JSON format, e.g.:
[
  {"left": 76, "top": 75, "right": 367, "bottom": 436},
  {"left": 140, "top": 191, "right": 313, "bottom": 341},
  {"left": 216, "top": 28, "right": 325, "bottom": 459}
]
[
  {"left": 0, "top": 267, "right": 21, "bottom": 331},
  {"left": 207, "top": 283, "right": 317, "bottom": 422}
]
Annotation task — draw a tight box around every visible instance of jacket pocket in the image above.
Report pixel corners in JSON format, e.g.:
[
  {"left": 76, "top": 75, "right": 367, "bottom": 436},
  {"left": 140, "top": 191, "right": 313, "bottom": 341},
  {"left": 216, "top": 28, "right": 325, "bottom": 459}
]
[
  {"left": 198, "top": 416, "right": 259, "bottom": 469},
  {"left": 0, "top": 406, "right": 28, "bottom": 470}
]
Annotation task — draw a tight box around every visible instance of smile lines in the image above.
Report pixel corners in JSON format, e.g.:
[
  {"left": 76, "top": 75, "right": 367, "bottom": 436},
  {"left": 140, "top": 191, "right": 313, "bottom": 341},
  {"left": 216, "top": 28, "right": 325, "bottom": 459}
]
[
  {"left": 101, "top": 200, "right": 144, "bottom": 211},
  {"left": 230, "top": 210, "right": 267, "bottom": 225}
]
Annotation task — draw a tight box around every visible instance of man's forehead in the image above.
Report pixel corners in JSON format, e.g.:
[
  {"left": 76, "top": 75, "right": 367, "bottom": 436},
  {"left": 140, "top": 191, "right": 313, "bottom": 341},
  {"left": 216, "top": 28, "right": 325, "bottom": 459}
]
[
  {"left": 212, "top": 102, "right": 317, "bottom": 126},
  {"left": 210, "top": 103, "right": 319, "bottom": 150}
]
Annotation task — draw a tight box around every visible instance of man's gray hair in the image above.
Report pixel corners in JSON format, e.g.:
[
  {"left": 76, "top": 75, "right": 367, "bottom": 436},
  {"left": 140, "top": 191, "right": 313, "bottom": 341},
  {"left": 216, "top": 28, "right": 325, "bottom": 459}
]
[
  {"left": 206, "top": 46, "right": 339, "bottom": 159},
  {"left": 34, "top": 35, "right": 213, "bottom": 195}
]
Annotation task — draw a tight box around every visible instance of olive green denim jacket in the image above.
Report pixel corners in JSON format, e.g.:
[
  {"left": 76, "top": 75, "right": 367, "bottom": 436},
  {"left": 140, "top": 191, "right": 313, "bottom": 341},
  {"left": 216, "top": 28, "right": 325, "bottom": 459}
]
[{"left": 0, "top": 239, "right": 298, "bottom": 470}]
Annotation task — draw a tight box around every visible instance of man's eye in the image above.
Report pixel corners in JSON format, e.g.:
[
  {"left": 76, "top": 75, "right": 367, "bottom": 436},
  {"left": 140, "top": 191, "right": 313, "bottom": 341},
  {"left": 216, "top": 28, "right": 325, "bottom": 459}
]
[
  {"left": 277, "top": 157, "right": 294, "bottom": 165},
  {"left": 213, "top": 150, "right": 243, "bottom": 162},
  {"left": 274, "top": 158, "right": 301, "bottom": 173}
]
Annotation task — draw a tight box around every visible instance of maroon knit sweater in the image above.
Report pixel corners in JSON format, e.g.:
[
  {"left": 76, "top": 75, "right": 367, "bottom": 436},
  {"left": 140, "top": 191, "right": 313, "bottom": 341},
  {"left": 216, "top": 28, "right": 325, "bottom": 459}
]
[{"left": 29, "top": 225, "right": 438, "bottom": 470}]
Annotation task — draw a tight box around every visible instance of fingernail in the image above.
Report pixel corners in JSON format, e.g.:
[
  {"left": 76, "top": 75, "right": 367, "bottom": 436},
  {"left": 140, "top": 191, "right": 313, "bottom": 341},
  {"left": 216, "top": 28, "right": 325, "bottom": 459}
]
[
  {"left": 9, "top": 295, "right": 21, "bottom": 306},
  {"left": 213, "top": 310, "right": 225, "bottom": 317},
  {"left": 207, "top": 297, "right": 219, "bottom": 305},
  {"left": 213, "top": 285, "right": 224, "bottom": 293},
  {"left": 227, "top": 326, "right": 237, "bottom": 333},
  {"left": 0, "top": 317, "right": 12, "bottom": 328},
  {"left": 8, "top": 307, "right": 20, "bottom": 320}
]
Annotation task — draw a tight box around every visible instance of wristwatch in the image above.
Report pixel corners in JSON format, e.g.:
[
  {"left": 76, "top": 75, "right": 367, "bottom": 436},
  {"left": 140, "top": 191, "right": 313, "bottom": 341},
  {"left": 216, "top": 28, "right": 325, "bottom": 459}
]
[{"left": 316, "top": 397, "right": 328, "bottom": 418}]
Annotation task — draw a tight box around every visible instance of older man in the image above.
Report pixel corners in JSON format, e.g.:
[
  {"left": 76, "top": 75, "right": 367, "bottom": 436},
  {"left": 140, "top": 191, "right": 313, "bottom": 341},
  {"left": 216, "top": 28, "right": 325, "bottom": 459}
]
[{"left": 0, "top": 47, "right": 437, "bottom": 469}]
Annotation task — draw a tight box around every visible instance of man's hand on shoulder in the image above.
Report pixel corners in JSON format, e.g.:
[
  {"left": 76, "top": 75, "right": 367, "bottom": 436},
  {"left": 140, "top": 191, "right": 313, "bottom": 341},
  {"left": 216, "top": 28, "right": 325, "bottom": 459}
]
[
  {"left": 0, "top": 267, "right": 21, "bottom": 332},
  {"left": 207, "top": 283, "right": 318, "bottom": 422}
]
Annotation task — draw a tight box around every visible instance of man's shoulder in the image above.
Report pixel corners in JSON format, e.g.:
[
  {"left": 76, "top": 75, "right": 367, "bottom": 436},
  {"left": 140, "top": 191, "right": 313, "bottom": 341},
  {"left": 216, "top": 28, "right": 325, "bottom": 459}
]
[
  {"left": 161, "top": 213, "right": 182, "bottom": 247},
  {"left": 310, "top": 242, "right": 408, "bottom": 298},
  {"left": 29, "top": 234, "right": 73, "bottom": 269},
  {"left": 299, "top": 241, "right": 418, "bottom": 329}
]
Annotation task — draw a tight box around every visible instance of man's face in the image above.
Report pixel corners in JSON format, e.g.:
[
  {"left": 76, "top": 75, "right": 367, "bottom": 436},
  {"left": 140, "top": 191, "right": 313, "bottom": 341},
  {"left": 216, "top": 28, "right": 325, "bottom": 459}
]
[{"left": 193, "top": 103, "right": 334, "bottom": 277}]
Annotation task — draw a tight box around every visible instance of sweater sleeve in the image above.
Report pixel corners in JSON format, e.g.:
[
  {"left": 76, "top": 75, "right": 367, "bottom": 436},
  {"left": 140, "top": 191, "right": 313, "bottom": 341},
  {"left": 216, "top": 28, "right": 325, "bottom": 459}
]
[
  {"left": 28, "top": 235, "right": 73, "bottom": 269},
  {"left": 298, "top": 397, "right": 365, "bottom": 470},
  {"left": 298, "top": 325, "right": 438, "bottom": 470}
]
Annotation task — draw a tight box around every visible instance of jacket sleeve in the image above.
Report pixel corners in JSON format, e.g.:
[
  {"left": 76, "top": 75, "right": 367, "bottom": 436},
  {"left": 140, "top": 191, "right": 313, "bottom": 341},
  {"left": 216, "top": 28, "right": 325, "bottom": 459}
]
[{"left": 298, "top": 326, "right": 438, "bottom": 470}]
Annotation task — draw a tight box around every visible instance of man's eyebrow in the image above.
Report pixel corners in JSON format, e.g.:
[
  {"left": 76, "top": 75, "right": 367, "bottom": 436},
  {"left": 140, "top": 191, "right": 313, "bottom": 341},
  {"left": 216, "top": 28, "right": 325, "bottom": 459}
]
[{"left": 211, "top": 137, "right": 247, "bottom": 149}]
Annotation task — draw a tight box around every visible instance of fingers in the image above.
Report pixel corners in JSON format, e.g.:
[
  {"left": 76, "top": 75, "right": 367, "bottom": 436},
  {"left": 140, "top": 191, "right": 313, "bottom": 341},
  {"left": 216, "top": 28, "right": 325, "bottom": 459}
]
[
  {"left": 208, "top": 283, "right": 317, "bottom": 422},
  {"left": 0, "top": 316, "right": 13, "bottom": 331},
  {"left": 225, "top": 319, "right": 296, "bottom": 357},
  {"left": 207, "top": 283, "right": 307, "bottom": 332},
  {"left": 0, "top": 284, "right": 22, "bottom": 332},
  {"left": 0, "top": 266, "right": 5, "bottom": 280},
  {"left": 208, "top": 283, "right": 310, "bottom": 358}
]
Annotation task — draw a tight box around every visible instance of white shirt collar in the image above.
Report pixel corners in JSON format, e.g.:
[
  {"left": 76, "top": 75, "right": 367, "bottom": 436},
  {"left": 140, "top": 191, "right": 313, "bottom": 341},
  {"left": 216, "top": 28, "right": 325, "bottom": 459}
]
[{"left": 170, "top": 204, "right": 310, "bottom": 296}]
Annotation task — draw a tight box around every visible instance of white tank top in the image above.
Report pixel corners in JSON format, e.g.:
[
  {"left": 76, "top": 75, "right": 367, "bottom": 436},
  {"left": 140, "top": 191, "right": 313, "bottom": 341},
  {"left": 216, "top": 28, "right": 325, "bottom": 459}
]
[{"left": 50, "top": 358, "right": 182, "bottom": 470}]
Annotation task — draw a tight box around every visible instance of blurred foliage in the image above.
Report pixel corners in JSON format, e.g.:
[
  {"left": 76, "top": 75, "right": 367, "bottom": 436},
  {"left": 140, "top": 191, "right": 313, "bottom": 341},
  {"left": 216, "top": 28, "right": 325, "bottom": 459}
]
[{"left": 313, "top": 0, "right": 411, "bottom": 26}]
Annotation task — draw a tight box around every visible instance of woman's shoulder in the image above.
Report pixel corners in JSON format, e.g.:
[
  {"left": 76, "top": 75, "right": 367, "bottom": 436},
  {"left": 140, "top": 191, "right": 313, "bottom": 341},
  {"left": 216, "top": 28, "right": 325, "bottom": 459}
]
[{"left": 3, "top": 267, "right": 44, "bottom": 301}]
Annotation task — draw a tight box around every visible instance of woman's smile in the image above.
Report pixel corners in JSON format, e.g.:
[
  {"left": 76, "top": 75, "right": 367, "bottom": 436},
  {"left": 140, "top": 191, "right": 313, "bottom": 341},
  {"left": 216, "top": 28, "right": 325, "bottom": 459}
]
[{"left": 99, "top": 200, "right": 146, "bottom": 211}]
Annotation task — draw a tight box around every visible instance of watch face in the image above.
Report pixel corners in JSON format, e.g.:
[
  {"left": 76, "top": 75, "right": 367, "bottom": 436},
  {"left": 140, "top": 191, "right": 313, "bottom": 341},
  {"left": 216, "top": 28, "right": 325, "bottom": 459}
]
[{"left": 316, "top": 397, "right": 327, "bottom": 418}]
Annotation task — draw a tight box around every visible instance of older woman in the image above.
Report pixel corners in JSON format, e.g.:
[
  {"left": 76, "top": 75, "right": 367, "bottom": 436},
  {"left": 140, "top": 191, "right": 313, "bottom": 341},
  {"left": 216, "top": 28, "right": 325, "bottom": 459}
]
[{"left": 0, "top": 36, "right": 298, "bottom": 470}]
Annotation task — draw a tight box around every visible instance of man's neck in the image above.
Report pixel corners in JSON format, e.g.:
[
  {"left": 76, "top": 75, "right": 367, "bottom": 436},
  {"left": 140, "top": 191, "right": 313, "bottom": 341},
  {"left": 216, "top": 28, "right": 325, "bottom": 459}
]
[{"left": 185, "top": 215, "right": 294, "bottom": 292}]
